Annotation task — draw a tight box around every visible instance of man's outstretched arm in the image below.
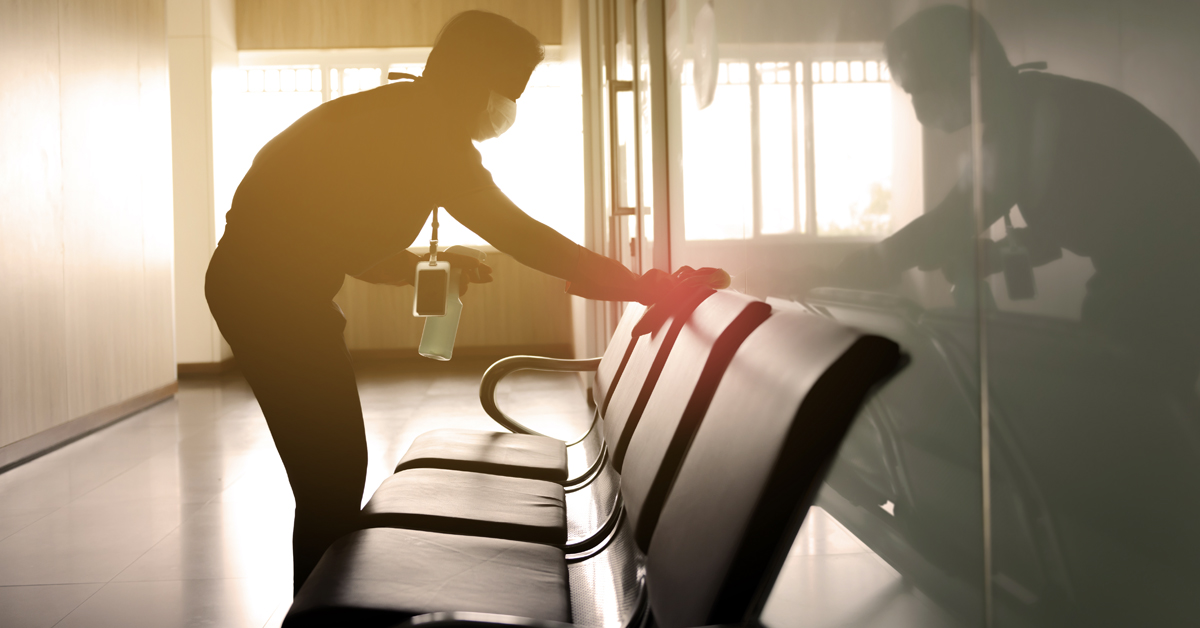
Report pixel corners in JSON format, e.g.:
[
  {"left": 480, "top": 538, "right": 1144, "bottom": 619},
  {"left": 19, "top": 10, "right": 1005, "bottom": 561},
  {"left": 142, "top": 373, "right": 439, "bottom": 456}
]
[
  {"left": 445, "top": 187, "right": 665, "bottom": 303},
  {"left": 354, "top": 250, "right": 423, "bottom": 286},
  {"left": 353, "top": 248, "right": 493, "bottom": 294}
]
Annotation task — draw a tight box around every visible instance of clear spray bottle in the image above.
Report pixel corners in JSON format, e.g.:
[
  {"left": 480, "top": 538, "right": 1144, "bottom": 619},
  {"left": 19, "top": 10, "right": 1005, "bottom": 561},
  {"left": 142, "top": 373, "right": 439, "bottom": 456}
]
[{"left": 418, "top": 244, "right": 485, "bottom": 361}]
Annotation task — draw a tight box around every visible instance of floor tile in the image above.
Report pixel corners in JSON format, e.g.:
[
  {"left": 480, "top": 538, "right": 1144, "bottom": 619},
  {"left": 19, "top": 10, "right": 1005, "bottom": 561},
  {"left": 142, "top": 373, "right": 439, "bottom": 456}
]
[
  {"left": 113, "top": 499, "right": 292, "bottom": 582},
  {"left": 261, "top": 599, "right": 291, "bottom": 628},
  {"left": 0, "top": 583, "right": 102, "bottom": 628},
  {"left": 763, "top": 508, "right": 965, "bottom": 628},
  {"left": 54, "top": 579, "right": 286, "bottom": 628},
  {"left": 789, "top": 506, "right": 873, "bottom": 557},
  {"left": 70, "top": 451, "right": 257, "bottom": 507},
  {"left": 0, "top": 509, "right": 57, "bottom": 543},
  {"left": 0, "top": 498, "right": 201, "bottom": 585}
]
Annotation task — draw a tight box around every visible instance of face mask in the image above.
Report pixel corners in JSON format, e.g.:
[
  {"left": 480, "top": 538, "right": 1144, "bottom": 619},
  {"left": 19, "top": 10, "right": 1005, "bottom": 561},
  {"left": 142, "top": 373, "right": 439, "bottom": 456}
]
[{"left": 471, "top": 90, "right": 518, "bottom": 142}]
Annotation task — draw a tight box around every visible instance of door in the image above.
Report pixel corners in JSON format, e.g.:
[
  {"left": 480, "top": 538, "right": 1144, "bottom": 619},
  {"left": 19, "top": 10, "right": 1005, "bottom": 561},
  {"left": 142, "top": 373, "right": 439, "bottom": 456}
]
[
  {"left": 601, "top": 0, "right": 668, "bottom": 276},
  {"left": 581, "top": 0, "right": 669, "bottom": 347}
]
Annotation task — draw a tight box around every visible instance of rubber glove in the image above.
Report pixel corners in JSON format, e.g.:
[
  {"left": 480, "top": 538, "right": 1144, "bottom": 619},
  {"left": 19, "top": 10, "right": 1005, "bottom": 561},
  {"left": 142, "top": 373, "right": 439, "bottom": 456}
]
[{"left": 630, "top": 266, "right": 733, "bottom": 337}]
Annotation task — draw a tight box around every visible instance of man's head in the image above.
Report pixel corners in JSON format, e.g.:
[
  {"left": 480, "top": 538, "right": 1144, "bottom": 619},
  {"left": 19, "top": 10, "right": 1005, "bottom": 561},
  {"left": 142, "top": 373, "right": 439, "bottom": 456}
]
[
  {"left": 886, "top": 6, "right": 1012, "bottom": 132},
  {"left": 424, "top": 11, "right": 544, "bottom": 103}
]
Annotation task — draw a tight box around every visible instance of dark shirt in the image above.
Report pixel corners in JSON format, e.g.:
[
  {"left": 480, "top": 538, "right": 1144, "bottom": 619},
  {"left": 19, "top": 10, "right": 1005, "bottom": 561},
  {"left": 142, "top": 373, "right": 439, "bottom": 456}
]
[{"left": 223, "top": 80, "right": 497, "bottom": 277}]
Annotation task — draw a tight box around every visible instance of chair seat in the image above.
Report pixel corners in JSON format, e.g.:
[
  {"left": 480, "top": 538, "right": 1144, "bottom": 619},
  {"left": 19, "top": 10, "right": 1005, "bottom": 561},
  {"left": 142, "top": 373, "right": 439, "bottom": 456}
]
[
  {"left": 394, "top": 428, "right": 569, "bottom": 483},
  {"left": 362, "top": 468, "right": 566, "bottom": 545},
  {"left": 285, "top": 528, "right": 571, "bottom": 628}
]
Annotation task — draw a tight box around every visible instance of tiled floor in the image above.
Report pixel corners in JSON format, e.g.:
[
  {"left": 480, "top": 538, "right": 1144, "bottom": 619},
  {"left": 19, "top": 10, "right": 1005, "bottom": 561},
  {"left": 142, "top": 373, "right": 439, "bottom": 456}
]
[
  {"left": 1, "top": 358, "right": 965, "bottom": 628},
  {"left": 763, "top": 507, "right": 965, "bottom": 628},
  {"left": 0, "top": 359, "right": 593, "bottom": 628}
]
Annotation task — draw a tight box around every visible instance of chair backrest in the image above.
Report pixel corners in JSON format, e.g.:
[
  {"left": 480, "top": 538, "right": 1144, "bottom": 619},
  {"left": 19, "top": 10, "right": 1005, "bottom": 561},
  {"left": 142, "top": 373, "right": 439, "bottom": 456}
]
[
  {"left": 599, "top": 288, "right": 715, "bottom": 449},
  {"left": 643, "top": 310, "right": 902, "bottom": 628},
  {"left": 592, "top": 302, "right": 645, "bottom": 412},
  {"left": 618, "top": 291, "right": 771, "bottom": 549}
]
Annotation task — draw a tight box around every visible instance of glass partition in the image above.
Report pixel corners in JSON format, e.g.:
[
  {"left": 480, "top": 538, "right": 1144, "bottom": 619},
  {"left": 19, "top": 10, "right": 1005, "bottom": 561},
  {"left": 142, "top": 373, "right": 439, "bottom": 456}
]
[
  {"left": 659, "top": 1, "right": 1200, "bottom": 626},
  {"left": 977, "top": 1, "right": 1200, "bottom": 625},
  {"left": 664, "top": 1, "right": 979, "bottom": 626}
]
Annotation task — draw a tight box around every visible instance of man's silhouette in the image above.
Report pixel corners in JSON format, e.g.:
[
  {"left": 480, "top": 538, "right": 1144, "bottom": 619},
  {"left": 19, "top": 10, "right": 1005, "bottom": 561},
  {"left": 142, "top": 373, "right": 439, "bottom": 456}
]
[
  {"left": 837, "top": 5, "right": 1200, "bottom": 388},
  {"left": 206, "top": 11, "right": 666, "bottom": 592}
]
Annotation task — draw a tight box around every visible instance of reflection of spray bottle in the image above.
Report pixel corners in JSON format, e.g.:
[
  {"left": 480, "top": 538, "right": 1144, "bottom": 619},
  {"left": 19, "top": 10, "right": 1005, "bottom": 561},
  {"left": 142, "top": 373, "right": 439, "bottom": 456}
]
[{"left": 419, "top": 245, "right": 486, "bottom": 361}]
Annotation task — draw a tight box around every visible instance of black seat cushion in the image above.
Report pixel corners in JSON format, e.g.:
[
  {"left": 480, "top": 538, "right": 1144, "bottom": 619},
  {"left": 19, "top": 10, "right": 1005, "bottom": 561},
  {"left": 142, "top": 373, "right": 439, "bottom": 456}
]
[
  {"left": 394, "top": 428, "right": 568, "bottom": 483},
  {"left": 362, "top": 468, "right": 566, "bottom": 545},
  {"left": 285, "top": 528, "right": 571, "bottom": 628}
]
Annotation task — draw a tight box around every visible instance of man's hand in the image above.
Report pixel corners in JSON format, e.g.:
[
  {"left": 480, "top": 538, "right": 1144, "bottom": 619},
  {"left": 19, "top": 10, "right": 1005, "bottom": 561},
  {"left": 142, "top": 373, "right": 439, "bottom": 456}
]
[
  {"left": 354, "top": 251, "right": 493, "bottom": 296},
  {"left": 419, "top": 252, "right": 493, "bottom": 296}
]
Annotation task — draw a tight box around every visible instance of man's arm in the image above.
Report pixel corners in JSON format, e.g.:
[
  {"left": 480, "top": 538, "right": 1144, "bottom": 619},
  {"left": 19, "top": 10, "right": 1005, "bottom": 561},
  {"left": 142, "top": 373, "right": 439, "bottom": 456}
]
[
  {"left": 353, "top": 248, "right": 494, "bottom": 295},
  {"left": 444, "top": 188, "right": 581, "bottom": 278},
  {"left": 354, "top": 250, "right": 422, "bottom": 286},
  {"left": 835, "top": 175, "right": 1025, "bottom": 287},
  {"left": 444, "top": 187, "right": 661, "bottom": 302}
]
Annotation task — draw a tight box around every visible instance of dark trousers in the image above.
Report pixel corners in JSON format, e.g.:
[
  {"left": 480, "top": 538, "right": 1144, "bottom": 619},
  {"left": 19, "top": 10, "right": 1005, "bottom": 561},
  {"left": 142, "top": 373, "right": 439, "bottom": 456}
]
[{"left": 205, "top": 238, "right": 366, "bottom": 594}]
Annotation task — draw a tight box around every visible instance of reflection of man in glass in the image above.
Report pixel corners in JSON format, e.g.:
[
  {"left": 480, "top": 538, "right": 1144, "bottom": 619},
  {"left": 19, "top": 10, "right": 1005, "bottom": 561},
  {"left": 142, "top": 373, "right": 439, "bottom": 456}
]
[{"left": 836, "top": 6, "right": 1200, "bottom": 389}]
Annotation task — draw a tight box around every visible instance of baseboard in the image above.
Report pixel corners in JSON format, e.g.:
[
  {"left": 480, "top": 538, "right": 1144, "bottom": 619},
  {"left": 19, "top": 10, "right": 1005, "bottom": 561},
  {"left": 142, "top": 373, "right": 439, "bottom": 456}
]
[
  {"left": 178, "top": 357, "right": 237, "bottom": 378},
  {"left": 177, "top": 347, "right": 573, "bottom": 374},
  {"left": 0, "top": 381, "right": 179, "bottom": 474},
  {"left": 350, "top": 344, "right": 575, "bottom": 362}
]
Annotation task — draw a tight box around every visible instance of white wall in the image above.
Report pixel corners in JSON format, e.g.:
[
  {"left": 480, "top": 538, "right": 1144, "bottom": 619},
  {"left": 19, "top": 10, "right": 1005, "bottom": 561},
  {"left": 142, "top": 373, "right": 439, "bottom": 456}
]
[{"left": 168, "top": 0, "right": 237, "bottom": 365}]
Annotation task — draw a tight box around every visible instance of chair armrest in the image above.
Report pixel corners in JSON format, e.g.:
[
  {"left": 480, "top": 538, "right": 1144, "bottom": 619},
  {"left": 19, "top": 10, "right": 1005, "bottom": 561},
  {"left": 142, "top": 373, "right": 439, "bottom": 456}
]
[
  {"left": 479, "top": 356, "right": 603, "bottom": 438},
  {"left": 564, "top": 493, "right": 624, "bottom": 556},
  {"left": 400, "top": 611, "right": 575, "bottom": 628}
]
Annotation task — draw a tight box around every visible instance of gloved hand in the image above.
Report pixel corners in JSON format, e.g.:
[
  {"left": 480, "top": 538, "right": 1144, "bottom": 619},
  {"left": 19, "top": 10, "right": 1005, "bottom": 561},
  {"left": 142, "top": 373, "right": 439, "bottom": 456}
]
[
  {"left": 419, "top": 252, "right": 493, "bottom": 295},
  {"left": 564, "top": 246, "right": 730, "bottom": 306},
  {"left": 630, "top": 266, "right": 730, "bottom": 302},
  {"left": 630, "top": 266, "right": 733, "bottom": 337},
  {"left": 671, "top": 265, "right": 732, "bottom": 289}
]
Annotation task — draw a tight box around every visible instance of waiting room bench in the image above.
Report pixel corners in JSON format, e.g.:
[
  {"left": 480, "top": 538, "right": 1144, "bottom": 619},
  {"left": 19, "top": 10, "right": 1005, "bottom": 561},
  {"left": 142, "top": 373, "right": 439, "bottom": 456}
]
[{"left": 283, "top": 289, "right": 904, "bottom": 628}]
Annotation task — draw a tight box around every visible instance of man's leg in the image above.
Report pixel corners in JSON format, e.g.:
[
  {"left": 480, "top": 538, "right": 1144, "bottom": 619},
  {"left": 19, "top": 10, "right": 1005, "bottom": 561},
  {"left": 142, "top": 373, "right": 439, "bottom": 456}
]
[
  {"left": 239, "top": 340, "right": 366, "bottom": 593},
  {"left": 207, "top": 244, "right": 367, "bottom": 592},
  {"left": 214, "top": 296, "right": 367, "bottom": 593}
]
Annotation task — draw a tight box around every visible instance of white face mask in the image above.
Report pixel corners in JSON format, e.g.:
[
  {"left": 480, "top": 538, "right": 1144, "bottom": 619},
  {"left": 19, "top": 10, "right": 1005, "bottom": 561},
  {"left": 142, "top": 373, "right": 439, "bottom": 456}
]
[{"left": 471, "top": 90, "right": 518, "bottom": 141}]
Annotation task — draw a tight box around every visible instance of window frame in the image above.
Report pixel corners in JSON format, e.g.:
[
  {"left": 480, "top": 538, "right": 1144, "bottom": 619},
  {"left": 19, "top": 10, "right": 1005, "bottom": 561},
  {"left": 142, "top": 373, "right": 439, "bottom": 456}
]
[{"left": 682, "top": 42, "right": 892, "bottom": 243}]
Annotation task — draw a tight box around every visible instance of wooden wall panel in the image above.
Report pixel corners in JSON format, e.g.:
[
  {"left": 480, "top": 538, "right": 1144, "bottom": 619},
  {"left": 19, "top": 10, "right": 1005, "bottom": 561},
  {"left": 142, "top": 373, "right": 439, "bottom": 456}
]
[
  {"left": 237, "top": 0, "right": 563, "bottom": 49},
  {"left": 0, "top": 0, "right": 70, "bottom": 446},
  {"left": 0, "top": 0, "right": 175, "bottom": 449},
  {"left": 335, "top": 252, "right": 574, "bottom": 353},
  {"left": 61, "top": 0, "right": 154, "bottom": 418}
]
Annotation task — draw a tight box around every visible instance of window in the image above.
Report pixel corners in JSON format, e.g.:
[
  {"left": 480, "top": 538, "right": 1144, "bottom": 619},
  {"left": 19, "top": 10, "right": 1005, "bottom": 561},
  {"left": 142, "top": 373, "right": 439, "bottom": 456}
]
[
  {"left": 679, "top": 52, "right": 894, "bottom": 240},
  {"left": 679, "top": 61, "right": 755, "bottom": 241},
  {"left": 811, "top": 60, "right": 894, "bottom": 237},
  {"left": 221, "top": 49, "right": 584, "bottom": 251}
]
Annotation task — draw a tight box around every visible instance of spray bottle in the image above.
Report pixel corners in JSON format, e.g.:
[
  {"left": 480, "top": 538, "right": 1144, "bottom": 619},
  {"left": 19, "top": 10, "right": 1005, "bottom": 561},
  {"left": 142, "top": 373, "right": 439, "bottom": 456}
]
[{"left": 418, "top": 244, "right": 486, "bottom": 361}]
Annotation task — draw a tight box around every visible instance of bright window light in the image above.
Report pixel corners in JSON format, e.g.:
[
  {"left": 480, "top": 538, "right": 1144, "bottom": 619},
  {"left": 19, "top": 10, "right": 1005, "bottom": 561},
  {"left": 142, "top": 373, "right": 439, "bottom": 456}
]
[
  {"left": 680, "top": 60, "right": 754, "bottom": 241},
  {"left": 759, "top": 71, "right": 797, "bottom": 234},
  {"left": 220, "top": 58, "right": 584, "bottom": 254},
  {"left": 411, "top": 62, "right": 585, "bottom": 248},
  {"left": 813, "top": 81, "right": 893, "bottom": 236},
  {"left": 678, "top": 54, "right": 893, "bottom": 240}
]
